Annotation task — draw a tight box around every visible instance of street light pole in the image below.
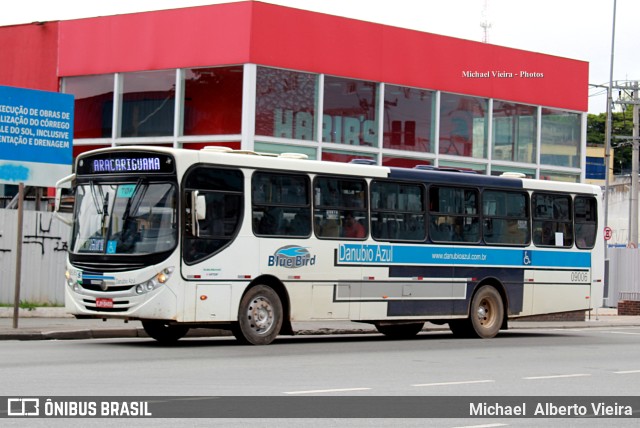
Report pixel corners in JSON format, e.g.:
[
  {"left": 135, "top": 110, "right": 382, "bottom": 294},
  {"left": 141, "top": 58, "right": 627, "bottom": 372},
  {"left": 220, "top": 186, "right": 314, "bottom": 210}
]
[{"left": 604, "top": 0, "right": 616, "bottom": 260}]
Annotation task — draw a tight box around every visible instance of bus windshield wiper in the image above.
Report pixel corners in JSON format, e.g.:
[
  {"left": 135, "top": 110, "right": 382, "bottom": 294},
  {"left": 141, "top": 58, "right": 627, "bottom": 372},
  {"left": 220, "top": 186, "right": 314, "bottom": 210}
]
[
  {"left": 89, "top": 181, "right": 103, "bottom": 215},
  {"left": 121, "top": 178, "right": 147, "bottom": 224}
]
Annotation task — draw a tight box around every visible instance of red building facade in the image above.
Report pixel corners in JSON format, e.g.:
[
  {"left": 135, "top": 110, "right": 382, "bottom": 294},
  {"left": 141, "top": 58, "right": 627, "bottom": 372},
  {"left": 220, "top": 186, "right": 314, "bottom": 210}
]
[{"left": 0, "top": 1, "right": 589, "bottom": 181}]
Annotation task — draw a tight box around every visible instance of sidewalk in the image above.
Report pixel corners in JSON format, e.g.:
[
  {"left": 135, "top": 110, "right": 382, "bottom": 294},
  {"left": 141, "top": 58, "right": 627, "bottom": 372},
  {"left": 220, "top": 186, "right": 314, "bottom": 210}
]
[{"left": 0, "top": 307, "right": 639, "bottom": 341}]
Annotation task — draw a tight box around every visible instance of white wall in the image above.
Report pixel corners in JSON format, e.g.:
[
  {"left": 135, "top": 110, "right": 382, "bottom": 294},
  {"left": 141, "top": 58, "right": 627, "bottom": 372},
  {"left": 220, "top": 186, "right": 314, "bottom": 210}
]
[{"left": 0, "top": 210, "right": 69, "bottom": 305}]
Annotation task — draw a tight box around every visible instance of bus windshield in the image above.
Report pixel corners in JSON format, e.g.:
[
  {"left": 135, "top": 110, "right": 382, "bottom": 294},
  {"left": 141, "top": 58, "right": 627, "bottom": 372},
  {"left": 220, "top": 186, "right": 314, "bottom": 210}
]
[{"left": 70, "top": 181, "right": 177, "bottom": 255}]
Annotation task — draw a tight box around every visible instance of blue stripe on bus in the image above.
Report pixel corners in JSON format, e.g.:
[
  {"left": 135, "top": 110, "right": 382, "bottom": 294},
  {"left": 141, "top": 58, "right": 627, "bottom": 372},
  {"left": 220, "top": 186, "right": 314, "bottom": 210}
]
[
  {"left": 82, "top": 274, "right": 116, "bottom": 280},
  {"left": 337, "top": 244, "right": 591, "bottom": 268}
]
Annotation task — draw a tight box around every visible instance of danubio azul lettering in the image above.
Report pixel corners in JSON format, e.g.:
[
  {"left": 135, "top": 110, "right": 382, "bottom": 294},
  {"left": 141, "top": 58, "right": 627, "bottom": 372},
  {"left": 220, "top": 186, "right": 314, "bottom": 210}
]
[
  {"left": 338, "top": 244, "right": 393, "bottom": 263},
  {"left": 93, "top": 157, "right": 161, "bottom": 173}
]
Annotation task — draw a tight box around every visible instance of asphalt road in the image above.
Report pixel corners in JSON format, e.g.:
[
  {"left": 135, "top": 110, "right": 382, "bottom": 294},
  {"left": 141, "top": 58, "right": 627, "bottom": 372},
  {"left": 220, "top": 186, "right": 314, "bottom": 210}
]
[
  {"left": 1, "top": 326, "right": 639, "bottom": 427},
  {"left": 2, "top": 326, "right": 640, "bottom": 395}
]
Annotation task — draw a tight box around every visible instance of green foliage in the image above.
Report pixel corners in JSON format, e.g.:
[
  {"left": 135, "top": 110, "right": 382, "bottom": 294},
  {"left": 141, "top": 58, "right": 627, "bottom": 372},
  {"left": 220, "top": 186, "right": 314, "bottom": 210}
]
[{"left": 587, "top": 110, "right": 635, "bottom": 174}]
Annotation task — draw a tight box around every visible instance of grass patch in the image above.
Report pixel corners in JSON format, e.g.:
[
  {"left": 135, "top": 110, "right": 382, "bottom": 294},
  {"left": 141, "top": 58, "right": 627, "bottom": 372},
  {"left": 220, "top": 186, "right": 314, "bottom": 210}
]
[{"left": 0, "top": 301, "right": 63, "bottom": 311}]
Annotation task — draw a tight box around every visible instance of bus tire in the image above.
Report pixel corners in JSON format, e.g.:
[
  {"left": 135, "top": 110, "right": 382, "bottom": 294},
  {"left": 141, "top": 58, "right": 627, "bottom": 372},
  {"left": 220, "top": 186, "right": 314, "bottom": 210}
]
[
  {"left": 142, "top": 321, "right": 189, "bottom": 343},
  {"left": 469, "top": 285, "right": 503, "bottom": 338},
  {"left": 233, "top": 284, "right": 283, "bottom": 345},
  {"left": 375, "top": 322, "right": 424, "bottom": 339}
]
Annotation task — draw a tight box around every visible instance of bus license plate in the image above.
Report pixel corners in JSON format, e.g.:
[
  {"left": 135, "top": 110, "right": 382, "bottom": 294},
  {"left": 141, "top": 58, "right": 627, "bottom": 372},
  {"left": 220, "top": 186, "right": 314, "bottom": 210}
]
[{"left": 95, "top": 298, "right": 113, "bottom": 309}]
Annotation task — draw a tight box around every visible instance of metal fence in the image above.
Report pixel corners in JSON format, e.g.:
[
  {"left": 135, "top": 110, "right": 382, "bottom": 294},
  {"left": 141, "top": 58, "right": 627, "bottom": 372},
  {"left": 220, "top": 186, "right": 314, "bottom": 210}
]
[
  {"left": 606, "top": 247, "right": 640, "bottom": 307},
  {"left": 0, "top": 209, "right": 69, "bottom": 305}
]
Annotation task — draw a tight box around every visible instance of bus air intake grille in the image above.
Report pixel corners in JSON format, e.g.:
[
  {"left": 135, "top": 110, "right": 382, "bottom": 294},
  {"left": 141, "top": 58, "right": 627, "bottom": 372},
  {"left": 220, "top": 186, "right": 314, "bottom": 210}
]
[{"left": 82, "top": 284, "right": 135, "bottom": 292}]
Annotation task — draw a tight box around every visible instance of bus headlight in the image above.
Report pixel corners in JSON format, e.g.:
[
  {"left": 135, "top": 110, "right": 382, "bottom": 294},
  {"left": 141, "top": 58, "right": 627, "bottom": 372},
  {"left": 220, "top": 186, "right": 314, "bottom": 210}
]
[
  {"left": 65, "top": 270, "right": 73, "bottom": 286},
  {"left": 135, "top": 267, "right": 175, "bottom": 295},
  {"left": 65, "top": 270, "right": 80, "bottom": 292}
]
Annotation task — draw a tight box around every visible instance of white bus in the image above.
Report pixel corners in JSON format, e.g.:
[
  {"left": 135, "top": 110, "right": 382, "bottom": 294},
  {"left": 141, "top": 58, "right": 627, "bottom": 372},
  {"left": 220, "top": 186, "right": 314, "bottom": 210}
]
[{"left": 56, "top": 146, "right": 604, "bottom": 345}]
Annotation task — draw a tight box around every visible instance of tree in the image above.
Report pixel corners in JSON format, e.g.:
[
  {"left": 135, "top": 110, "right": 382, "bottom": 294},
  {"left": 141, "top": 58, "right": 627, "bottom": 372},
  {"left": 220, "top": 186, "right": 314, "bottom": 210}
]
[{"left": 587, "top": 110, "right": 635, "bottom": 174}]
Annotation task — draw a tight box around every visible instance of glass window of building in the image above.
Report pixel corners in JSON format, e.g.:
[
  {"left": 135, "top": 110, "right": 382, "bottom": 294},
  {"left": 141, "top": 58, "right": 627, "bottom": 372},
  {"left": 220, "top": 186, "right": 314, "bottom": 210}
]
[
  {"left": 438, "top": 160, "right": 486, "bottom": 174},
  {"left": 490, "top": 166, "right": 535, "bottom": 178},
  {"left": 254, "top": 142, "right": 317, "bottom": 160},
  {"left": 539, "top": 171, "right": 580, "bottom": 183},
  {"left": 256, "top": 67, "right": 318, "bottom": 141},
  {"left": 540, "top": 108, "right": 581, "bottom": 168},
  {"left": 183, "top": 66, "right": 243, "bottom": 136},
  {"left": 323, "top": 76, "right": 379, "bottom": 147},
  {"left": 382, "top": 157, "right": 433, "bottom": 168},
  {"left": 383, "top": 85, "right": 434, "bottom": 153},
  {"left": 63, "top": 74, "right": 114, "bottom": 139},
  {"left": 439, "top": 93, "right": 488, "bottom": 158},
  {"left": 182, "top": 142, "right": 241, "bottom": 151},
  {"left": 121, "top": 70, "right": 176, "bottom": 137},
  {"left": 322, "top": 149, "right": 376, "bottom": 164},
  {"left": 492, "top": 101, "right": 537, "bottom": 163}
]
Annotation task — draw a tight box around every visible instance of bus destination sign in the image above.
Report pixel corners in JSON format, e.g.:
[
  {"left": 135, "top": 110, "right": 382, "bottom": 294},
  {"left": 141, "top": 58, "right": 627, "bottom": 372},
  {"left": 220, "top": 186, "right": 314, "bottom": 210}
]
[{"left": 77, "top": 152, "right": 175, "bottom": 175}]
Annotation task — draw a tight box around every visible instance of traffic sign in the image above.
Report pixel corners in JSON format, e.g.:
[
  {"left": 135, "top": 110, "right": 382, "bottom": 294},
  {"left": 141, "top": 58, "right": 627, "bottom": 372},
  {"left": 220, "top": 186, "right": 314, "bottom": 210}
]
[{"left": 604, "top": 226, "right": 613, "bottom": 241}]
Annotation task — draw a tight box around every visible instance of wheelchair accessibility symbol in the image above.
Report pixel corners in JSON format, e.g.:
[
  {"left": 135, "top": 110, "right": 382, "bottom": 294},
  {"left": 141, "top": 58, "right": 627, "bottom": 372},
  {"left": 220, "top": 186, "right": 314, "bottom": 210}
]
[{"left": 523, "top": 250, "right": 532, "bottom": 265}]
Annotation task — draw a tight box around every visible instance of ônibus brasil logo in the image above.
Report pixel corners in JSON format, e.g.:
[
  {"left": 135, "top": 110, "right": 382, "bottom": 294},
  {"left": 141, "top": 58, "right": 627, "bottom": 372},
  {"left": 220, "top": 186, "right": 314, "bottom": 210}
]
[{"left": 268, "top": 245, "right": 316, "bottom": 268}]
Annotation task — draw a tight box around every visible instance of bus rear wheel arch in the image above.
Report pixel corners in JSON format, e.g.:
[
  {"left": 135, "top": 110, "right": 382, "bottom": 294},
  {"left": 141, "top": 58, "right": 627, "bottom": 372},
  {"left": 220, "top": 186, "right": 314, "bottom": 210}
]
[
  {"left": 449, "top": 284, "right": 505, "bottom": 339},
  {"left": 232, "top": 284, "right": 284, "bottom": 345}
]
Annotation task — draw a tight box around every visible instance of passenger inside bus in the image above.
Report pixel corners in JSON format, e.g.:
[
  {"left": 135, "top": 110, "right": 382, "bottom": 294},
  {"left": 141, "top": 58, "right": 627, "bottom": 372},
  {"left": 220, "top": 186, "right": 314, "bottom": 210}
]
[
  {"left": 342, "top": 211, "right": 366, "bottom": 238},
  {"left": 320, "top": 218, "right": 340, "bottom": 237}
]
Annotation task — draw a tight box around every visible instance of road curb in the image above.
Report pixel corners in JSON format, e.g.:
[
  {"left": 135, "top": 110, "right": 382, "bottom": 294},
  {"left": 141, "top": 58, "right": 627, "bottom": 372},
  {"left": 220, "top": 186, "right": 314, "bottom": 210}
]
[{"left": 3, "top": 321, "right": 640, "bottom": 341}]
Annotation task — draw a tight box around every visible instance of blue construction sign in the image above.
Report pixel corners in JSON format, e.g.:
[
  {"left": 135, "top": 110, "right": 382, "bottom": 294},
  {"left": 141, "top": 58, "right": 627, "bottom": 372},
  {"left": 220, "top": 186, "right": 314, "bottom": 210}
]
[{"left": 0, "top": 85, "right": 74, "bottom": 187}]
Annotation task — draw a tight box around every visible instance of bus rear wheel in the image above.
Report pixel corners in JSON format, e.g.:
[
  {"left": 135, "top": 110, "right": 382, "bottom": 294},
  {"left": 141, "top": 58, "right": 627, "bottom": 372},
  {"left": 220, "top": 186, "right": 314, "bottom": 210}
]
[
  {"left": 142, "top": 321, "right": 189, "bottom": 343},
  {"left": 232, "top": 285, "right": 283, "bottom": 345},
  {"left": 375, "top": 322, "right": 424, "bottom": 339},
  {"left": 449, "top": 285, "right": 504, "bottom": 339}
]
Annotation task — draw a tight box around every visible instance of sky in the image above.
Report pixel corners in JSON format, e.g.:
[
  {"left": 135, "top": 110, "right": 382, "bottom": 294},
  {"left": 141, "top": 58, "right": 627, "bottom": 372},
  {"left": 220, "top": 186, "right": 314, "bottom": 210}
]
[{"left": 0, "top": 0, "right": 635, "bottom": 115}]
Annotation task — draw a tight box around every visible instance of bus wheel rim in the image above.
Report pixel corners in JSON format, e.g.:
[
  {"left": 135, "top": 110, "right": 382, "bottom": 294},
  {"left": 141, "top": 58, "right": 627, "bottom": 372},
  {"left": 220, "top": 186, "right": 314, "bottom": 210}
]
[
  {"left": 247, "top": 297, "right": 274, "bottom": 333},
  {"left": 476, "top": 298, "right": 493, "bottom": 326}
]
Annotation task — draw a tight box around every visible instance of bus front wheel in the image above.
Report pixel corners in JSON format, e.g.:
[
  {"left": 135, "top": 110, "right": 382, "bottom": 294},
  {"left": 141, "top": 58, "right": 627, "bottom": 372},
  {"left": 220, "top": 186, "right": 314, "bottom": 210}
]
[
  {"left": 142, "top": 321, "right": 189, "bottom": 343},
  {"left": 232, "top": 284, "right": 283, "bottom": 345}
]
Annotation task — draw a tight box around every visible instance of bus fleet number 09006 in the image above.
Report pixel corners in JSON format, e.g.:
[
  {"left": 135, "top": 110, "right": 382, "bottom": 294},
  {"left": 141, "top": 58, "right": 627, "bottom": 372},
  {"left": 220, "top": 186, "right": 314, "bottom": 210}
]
[{"left": 570, "top": 271, "right": 589, "bottom": 282}]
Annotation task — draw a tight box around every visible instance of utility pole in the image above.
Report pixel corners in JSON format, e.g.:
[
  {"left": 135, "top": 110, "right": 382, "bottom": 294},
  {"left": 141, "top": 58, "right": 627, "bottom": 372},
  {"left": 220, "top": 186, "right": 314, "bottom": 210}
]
[
  {"left": 610, "top": 81, "right": 640, "bottom": 247},
  {"left": 632, "top": 82, "right": 639, "bottom": 246}
]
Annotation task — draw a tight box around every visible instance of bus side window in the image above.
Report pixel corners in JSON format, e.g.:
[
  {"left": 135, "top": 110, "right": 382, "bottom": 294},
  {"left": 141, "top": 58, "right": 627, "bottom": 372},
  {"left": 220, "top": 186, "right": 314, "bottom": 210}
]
[
  {"left": 371, "top": 180, "right": 425, "bottom": 242},
  {"left": 252, "top": 171, "right": 311, "bottom": 238},
  {"left": 428, "top": 185, "right": 478, "bottom": 243},
  {"left": 314, "top": 176, "right": 368, "bottom": 240},
  {"left": 574, "top": 196, "right": 597, "bottom": 249},
  {"left": 183, "top": 167, "right": 244, "bottom": 264},
  {"left": 483, "top": 190, "right": 529, "bottom": 246},
  {"left": 532, "top": 193, "right": 572, "bottom": 248}
]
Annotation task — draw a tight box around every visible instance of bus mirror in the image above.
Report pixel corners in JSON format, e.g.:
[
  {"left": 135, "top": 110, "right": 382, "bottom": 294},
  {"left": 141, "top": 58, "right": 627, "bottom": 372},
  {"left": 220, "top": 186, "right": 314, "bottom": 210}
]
[
  {"left": 54, "top": 187, "right": 62, "bottom": 212},
  {"left": 190, "top": 191, "right": 207, "bottom": 236},
  {"left": 195, "top": 194, "right": 207, "bottom": 221},
  {"left": 54, "top": 173, "right": 75, "bottom": 225}
]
